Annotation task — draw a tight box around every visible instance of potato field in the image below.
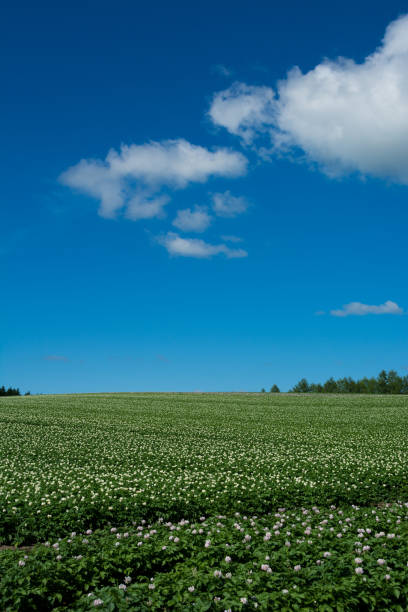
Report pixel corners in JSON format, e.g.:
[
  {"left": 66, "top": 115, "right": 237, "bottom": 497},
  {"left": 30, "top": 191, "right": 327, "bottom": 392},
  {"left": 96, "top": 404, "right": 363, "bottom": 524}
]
[{"left": 1, "top": 393, "right": 408, "bottom": 610}]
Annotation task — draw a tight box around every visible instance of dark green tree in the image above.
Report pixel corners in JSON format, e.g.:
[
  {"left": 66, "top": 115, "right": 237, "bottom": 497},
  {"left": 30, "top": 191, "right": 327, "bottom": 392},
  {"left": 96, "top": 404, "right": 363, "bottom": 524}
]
[
  {"left": 387, "top": 370, "right": 403, "bottom": 394},
  {"left": 377, "top": 370, "right": 389, "bottom": 394},
  {"left": 401, "top": 376, "right": 408, "bottom": 394},
  {"left": 291, "top": 378, "right": 310, "bottom": 393},
  {"left": 270, "top": 384, "right": 280, "bottom": 393},
  {"left": 323, "top": 377, "right": 338, "bottom": 393}
]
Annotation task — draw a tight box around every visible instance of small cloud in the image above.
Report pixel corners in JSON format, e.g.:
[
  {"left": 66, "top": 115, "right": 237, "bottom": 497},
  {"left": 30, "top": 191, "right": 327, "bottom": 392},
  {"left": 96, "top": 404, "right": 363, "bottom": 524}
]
[
  {"left": 330, "top": 300, "right": 404, "bottom": 317},
  {"left": 158, "top": 232, "right": 248, "bottom": 259},
  {"left": 43, "top": 355, "right": 69, "bottom": 362},
  {"left": 212, "top": 190, "right": 250, "bottom": 217},
  {"left": 172, "top": 205, "right": 212, "bottom": 233},
  {"left": 212, "top": 64, "right": 234, "bottom": 78},
  {"left": 220, "top": 234, "right": 243, "bottom": 243},
  {"left": 208, "top": 82, "right": 276, "bottom": 144},
  {"left": 315, "top": 310, "right": 326, "bottom": 316}
]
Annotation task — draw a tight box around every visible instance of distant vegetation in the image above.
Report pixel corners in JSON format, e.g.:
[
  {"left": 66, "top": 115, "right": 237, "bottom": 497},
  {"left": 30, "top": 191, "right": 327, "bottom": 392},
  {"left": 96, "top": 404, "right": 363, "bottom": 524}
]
[
  {"left": 287, "top": 369, "right": 408, "bottom": 394},
  {"left": 0, "top": 386, "right": 21, "bottom": 396}
]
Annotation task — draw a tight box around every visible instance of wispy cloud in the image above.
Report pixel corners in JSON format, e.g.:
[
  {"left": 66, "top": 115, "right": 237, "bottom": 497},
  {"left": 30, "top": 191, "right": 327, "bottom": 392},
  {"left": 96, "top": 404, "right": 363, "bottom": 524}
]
[
  {"left": 330, "top": 300, "right": 404, "bottom": 317},
  {"left": 212, "top": 191, "right": 250, "bottom": 217},
  {"left": 172, "top": 205, "right": 212, "bottom": 232},
  {"left": 158, "top": 232, "right": 248, "bottom": 259},
  {"left": 212, "top": 64, "right": 234, "bottom": 78},
  {"left": 220, "top": 234, "right": 243, "bottom": 243},
  {"left": 209, "top": 14, "right": 408, "bottom": 184},
  {"left": 60, "top": 139, "right": 247, "bottom": 220},
  {"left": 43, "top": 355, "right": 69, "bottom": 362}
]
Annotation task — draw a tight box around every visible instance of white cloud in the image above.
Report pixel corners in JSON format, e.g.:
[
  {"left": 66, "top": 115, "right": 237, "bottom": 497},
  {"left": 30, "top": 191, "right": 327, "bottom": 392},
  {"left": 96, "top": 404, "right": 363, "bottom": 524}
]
[
  {"left": 126, "top": 194, "right": 170, "bottom": 220},
  {"left": 209, "top": 82, "right": 276, "bottom": 144},
  {"left": 209, "top": 15, "right": 408, "bottom": 184},
  {"left": 158, "top": 232, "right": 248, "bottom": 259},
  {"left": 172, "top": 205, "right": 212, "bottom": 232},
  {"left": 60, "top": 139, "right": 247, "bottom": 219},
  {"left": 212, "top": 191, "right": 250, "bottom": 217},
  {"left": 330, "top": 300, "right": 403, "bottom": 317}
]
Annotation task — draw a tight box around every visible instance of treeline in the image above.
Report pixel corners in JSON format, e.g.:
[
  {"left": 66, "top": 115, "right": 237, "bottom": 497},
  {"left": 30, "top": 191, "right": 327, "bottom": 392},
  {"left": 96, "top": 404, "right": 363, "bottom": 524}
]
[
  {"left": 289, "top": 370, "right": 408, "bottom": 394},
  {"left": 0, "top": 386, "right": 30, "bottom": 397}
]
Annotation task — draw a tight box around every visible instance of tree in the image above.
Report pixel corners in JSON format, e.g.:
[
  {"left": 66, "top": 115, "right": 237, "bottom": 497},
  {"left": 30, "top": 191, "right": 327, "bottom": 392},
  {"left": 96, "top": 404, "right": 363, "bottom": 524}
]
[
  {"left": 0, "top": 386, "right": 21, "bottom": 396},
  {"left": 309, "top": 383, "right": 323, "bottom": 393},
  {"left": 323, "top": 377, "right": 338, "bottom": 393},
  {"left": 291, "top": 378, "right": 310, "bottom": 393},
  {"left": 401, "top": 376, "right": 408, "bottom": 394},
  {"left": 261, "top": 388, "right": 266, "bottom": 393},
  {"left": 387, "top": 370, "right": 403, "bottom": 394},
  {"left": 270, "top": 384, "right": 280, "bottom": 393},
  {"left": 377, "top": 370, "right": 389, "bottom": 394}
]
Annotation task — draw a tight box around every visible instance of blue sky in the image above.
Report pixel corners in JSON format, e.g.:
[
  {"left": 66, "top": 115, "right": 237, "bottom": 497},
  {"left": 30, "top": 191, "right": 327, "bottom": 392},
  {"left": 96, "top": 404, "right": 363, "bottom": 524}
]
[{"left": 1, "top": 0, "right": 408, "bottom": 393}]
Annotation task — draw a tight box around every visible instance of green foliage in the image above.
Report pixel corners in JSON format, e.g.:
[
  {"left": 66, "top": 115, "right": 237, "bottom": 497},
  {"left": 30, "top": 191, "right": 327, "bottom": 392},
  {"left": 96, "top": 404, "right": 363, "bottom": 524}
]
[
  {"left": 289, "top": 370, "right": 408, "bottom": 394},
  {"left": 270, "top": 385, "right": 280, "bottom": 393},
  {"left": 1, "top": 393, "right": 408, "bottom": 609},
  {"left": 2, "top": 504, "right": 408, "bottom": 610},
  {"left": 0, "top": 385, "right": 20, "bottom": 396},
  {"left": 291, "top": 378, "right": 310, "bottom": 393}
]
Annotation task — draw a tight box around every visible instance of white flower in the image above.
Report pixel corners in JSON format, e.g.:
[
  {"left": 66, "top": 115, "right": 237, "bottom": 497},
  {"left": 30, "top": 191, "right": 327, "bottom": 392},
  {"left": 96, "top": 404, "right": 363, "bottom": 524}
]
[
  {"left": 93, "top": 599, "right": 103, "bottom": 607},
  {"left": 225, "top": 556, "right": 231, "bottom": 563},
  {"left": 377, "top": 559, "right": 386, "bottom": 566},
  {"left": 355, "top": 567, "right": 364, "bottom": 575},
  {"left": 188, "top": 586, "right": 195, "bottom": 592},
  {"left": 18, "top": 560, "right": 25, "bottom": 567}
]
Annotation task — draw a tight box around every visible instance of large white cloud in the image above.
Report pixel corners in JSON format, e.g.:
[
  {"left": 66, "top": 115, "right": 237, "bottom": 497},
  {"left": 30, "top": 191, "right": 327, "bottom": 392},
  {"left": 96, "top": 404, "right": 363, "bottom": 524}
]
[
  {"left": 330, "top": 300, "right": 403, "bottom": 317},
  {"left": 60, "top": 139, "right": 247, "bottom": 219},
  {"left": 158, "top": 232, "right": 247, "bottom": 259},
  {"left": 209, "top": 14, "right": 408, "bottom": 183}
]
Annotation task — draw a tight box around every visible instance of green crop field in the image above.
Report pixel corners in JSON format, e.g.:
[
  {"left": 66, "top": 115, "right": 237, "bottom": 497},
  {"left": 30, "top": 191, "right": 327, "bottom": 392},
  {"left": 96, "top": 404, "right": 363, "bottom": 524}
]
[{"left": 1, "top": 393, "right": 408, "bottom": 611}]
